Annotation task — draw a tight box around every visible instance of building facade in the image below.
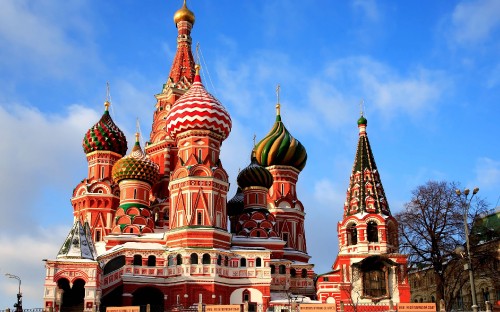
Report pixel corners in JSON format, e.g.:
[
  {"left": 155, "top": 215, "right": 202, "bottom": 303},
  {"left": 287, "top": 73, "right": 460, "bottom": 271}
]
[{"left": 42, "top": 2, "right": 314, "bottom": 312}]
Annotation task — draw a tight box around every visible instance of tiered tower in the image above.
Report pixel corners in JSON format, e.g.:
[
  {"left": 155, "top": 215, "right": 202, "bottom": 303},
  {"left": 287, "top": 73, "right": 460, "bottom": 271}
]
[
  {"left": 316, "top": 114, "right": 410, "bottom": 309},
  {"left": 146, "top": 0, "right": 197, "bottom": 228},
  {"left": 164, "top": 65, "right": 232, "bottom": 248}
]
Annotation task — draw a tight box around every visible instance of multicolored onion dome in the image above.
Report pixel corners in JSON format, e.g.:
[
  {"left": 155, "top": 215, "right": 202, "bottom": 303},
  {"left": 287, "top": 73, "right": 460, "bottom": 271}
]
[
  {"left": 254, "top": 104, "right": 307, "bottom": 171},
  {"left": 237, "top": 155, "right": 273, "bottom": 189},
  {"left": 83, "top": 101, "right": 127, "bottom": 156},
  {"left": 112, "top": 134, "right": 160, "bottom": 185},
  {"left": 173, "top": 0, "right": 195, "bottom": 25},
  {"left": 166, "top": 65, "right": 232, "bottom": 140},
  {"left": 227, "top": 187, "right": 244, "bottom": 217}
]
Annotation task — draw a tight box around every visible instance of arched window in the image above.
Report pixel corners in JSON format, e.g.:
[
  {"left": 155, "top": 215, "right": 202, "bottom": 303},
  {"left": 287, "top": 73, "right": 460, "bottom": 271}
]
[
  {"left": 256, "top": 257, "right": 262, "bottom": 267},
  {"left": 279, "top": 265, "right": 286, "bottom": 274},
  {"left": 224, "top": 256, "right": 229, "bottom": 266},
  {"left": 168, "top": 255, "right": 174, "bottom": 266},
  {"left": 242, "top": 289, "right": 250, "bottom": 302},
  {"left": 217, "top": 255, "right": 222, "bottom": 266},
  {"left": 202, "top": 253, "right": 211, "bottom": 265},
  {"left": 301, "top": 269, "right": 308, "bottom": 278},
  {"left": 240, "top": 258, "right": 247, "bottom": 267},
  {"left": 133, "top": 255, "right": 142, "bottom": 266},
  {"left": 270, "top": 265, "right": 275, "bottom": 274},
  {"left": 190, "top": 253, "right": 198, "bottom": 264},
  {"left": 147, "top": 255, "right": 156, "bottom": 267},
  {"left": 176, "top": 254, "right": 183, "bottom": 265},
  {"left": 347, "top": 223, "right": 357, "bottom": 245},
  {"left": 367, "top": 221, "right": 378, "bottom": 242},
  {"left": 290, "top": 268, "right": 296, "bottom": 277}
]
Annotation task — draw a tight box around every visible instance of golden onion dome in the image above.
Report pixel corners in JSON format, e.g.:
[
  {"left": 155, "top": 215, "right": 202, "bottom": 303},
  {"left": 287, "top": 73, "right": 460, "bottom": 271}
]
[{"left": 173, "top": 0, "right": 195, "bottom": 25}]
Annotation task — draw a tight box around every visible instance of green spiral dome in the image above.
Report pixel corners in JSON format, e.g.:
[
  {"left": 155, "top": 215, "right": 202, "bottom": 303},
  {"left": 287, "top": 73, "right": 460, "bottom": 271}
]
[
  {"left": 112, "top": 139, "right": 159, "bottom": 185},
  {"left": 254, "top": 112, "right": 307, "bottom": 171}
]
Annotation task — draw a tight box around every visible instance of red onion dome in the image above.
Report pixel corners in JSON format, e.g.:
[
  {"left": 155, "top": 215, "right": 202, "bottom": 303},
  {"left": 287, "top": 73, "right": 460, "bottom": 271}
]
[
  {"left": 166, "top": 65, "right": 232, "bottom": 140},
  {"left": 237, "top": 154, "right": 274, "bottom": 189},
  {"left": 112, "top": 134, "right": 160, "bottom": 185},
  {"left": 83, "top": 101, "right": 127, "bottom": 156},
  {"left": 254, "top": 104, "right": 307, "bottom": 171}
]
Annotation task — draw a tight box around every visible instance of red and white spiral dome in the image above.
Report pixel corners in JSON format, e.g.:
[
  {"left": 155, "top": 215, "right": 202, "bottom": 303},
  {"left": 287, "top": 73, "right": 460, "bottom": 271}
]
[{"left": 166, "top": 66, "right": 232, "bottom": 140}]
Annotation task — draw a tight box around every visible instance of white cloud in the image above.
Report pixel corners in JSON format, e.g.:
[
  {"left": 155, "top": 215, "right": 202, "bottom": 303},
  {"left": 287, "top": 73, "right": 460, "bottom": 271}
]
[
  {"left": 450, "top": 0, "right": 500, "bottom": 45},
  {"left": 0, "top": 103, "right": 99, "bottom": 231},
  {"left": 0, "top": 0, "right": 98, "bottom": 78},
  {"left": 352, "top": 0, "right": 380, "bottom": 22},
  {"left": 474, "top": 157, "right": 500, "bottom": 191}
]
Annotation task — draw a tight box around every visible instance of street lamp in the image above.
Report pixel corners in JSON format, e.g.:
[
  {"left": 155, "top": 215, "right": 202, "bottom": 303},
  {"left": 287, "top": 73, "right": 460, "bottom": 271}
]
[
  {"left": 5, "top": 273, "right": 22, "bottom": 312},
  {"left": 455, "top": 187, "right": 479, "bottom": 312}
]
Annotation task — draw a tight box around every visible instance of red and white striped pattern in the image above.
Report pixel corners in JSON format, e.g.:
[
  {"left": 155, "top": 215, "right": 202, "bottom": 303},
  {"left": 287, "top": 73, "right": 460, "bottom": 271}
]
[{"left": 166, "top": 77, "right": 232, "bottom": 140}]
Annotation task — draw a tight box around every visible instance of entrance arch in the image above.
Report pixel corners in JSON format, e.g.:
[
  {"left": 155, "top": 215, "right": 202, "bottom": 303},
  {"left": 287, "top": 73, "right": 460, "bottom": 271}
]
[{"left": 132, "top": 287, "right": 164, "bottom": 312}]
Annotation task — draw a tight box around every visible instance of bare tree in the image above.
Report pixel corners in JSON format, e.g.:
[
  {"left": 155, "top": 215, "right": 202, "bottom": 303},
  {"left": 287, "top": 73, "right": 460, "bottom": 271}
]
[{"left": 395, "top": 180, "right": 489, "bottom": 309}]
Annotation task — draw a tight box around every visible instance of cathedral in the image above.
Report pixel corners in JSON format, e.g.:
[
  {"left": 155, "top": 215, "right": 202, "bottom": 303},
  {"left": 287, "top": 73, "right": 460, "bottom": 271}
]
[{"left": 42, "top": 2, "right": 410, "bottom": 312}]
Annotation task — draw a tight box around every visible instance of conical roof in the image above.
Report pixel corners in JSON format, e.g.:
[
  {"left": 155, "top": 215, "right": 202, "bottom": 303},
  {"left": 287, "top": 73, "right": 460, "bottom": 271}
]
[
  {"left": 254, "top": 104, "right": 307, "bottom": 171},
  {"left": 344, "top": 114, "right": 390, "bottom": 217},
  {"left": 57, "top": 220, "right": 97, "bottom": 260},
  {"left": 83, "top": 101, "right": 127, "bottom": 156}
]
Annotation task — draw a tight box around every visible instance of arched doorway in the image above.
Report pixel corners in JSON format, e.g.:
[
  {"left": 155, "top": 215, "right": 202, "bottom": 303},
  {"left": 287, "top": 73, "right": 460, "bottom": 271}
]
[
  {"left": 132, "top": 287, "right": 164, "bottom": 312},
  {"left": 58, "top": 278, "right": 85, "bottom": 312},
  {"left": 100, "top": 285, "right": 123, "bottom": 312}
]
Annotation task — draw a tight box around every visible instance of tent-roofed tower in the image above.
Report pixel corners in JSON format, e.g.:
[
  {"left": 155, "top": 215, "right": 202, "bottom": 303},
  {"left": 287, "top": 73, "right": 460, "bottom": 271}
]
[
  {"left": 316, "top": 113, "right": 410, "bottom": 308},
  {"left": 146, "top": 0, "right": 197, "bottom": 229}
]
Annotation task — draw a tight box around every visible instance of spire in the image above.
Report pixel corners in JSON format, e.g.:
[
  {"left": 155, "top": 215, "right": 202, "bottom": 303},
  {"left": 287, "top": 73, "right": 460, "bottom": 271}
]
[{"left": 345, "top": 113, "right": 390, "bottom": 217}]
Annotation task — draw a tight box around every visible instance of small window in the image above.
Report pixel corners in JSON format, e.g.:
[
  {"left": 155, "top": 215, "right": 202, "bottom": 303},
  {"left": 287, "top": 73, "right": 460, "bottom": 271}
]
[
  {"left": 100, "top": 167, "right": 105, "bottom": 179},
  {"left": 133, "top": 255, "right": 142, "bottom": 266},
  {"left": 191, "top": 253, "right": 198, "bottom": 264},
  {"left": 290, "top": 268, "right": 296, "bottom": 277},
  {"left": 367, "top": 221, "right": 378, "bottom": 242},
  {"left": 95, "top": 229, "right": 101, "bottom": 242},
  {"left": 202, "top": 253, "right": 211, "bottom": 265},
  {"left": 197, "top": 212, "right": 203, "bottom": 225},
  {"left": 224, "top": 256, "right": 229, "bottom": 266},
  {"left": 301, "top": 269, "right": 307, "bottom": 278},
  {"left": 279, "top": 265, "right": 286, "bottom": 274},
  {"left": 240, "top": 258, "right": 247, "bottom": 267},
  {"left": 168, "top": 255, "right": 174, "bottom": 266},
  {"left": 198, "top": 149, "right": 202, "bottom": 163},
  {"left": 176, "top": 254, "right": 183, "bottom": 265},
  {"left": 133, "top": 189, "right": 137, "bottom": 199},
  {"left": 347, "top": 224, "right": 357, "bottom": 245},
  {"left": 147, "top": 255, "right": 156, "bottom": 267},
  {"left": 283, "top": 233, "right": 289, "bottom": 247},
  {"left": 270, "top": 265, "right": 275, "bottom": 274},
  {"left": 217, "top": 255, "right": 222, "bottom": 266},
  {"left": 256, "top": 257, "right": 262, "bottom": 267}
]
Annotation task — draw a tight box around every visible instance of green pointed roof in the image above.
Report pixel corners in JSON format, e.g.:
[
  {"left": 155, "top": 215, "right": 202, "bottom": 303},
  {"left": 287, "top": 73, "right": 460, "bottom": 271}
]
[{"left": 344, "top": 115, "right": 391, "bottom": 217}]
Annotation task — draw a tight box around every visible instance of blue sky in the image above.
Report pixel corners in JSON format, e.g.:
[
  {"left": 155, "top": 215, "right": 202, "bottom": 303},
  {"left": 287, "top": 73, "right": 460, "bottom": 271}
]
[{"left": 1, "top": 0, "right": 499, "bottom": 308}]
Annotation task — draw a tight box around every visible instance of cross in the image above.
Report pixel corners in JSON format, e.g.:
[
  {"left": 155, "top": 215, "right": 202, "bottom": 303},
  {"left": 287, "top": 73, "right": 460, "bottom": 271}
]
[
  {"left": 253, "top": 134, "right": 256, "bottom": 146},
  {"left": 276, "top": 84, "right": 281, "bottom": 104},
  {"left": 359, "top": 99, "right": 364, "bottom": 116}
]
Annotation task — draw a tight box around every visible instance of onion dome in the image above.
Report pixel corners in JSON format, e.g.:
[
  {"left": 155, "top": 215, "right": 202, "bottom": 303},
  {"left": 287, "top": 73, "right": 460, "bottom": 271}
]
[
  {"left": 254, "top": 104, "right": 307, "bottom": 171},
  {"left": 83, "top": 101, "right": 127, "bottom": 156},
  {"left": 237, "top": 154, "right": 273, "bottom": 189},
  {"left": 227, "top": 186, "right": 244, "bottom": 217},
  {"left": 112, "top": 134, "right": 160, "bottom": 185},
  {"left": 173, "top": 0, "right": 195, "bottom": 25},
  {"left": 358, "top": 114, "right": 367, "bottom": 126},
  {"left": 166, "top": 65, "right": 232, "bottom": 140}
]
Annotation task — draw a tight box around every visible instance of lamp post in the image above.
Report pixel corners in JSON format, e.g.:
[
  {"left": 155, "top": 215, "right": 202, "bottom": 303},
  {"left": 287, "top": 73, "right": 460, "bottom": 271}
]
[
  {"left": 5, "top": 273, "right": 22, "bottom": 312},
  {"left": 455, "top": 187, "right": 479, "bottom": 312}
]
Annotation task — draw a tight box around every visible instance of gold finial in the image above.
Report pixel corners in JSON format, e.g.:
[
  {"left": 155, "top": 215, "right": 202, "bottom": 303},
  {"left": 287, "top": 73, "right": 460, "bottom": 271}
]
[
  {"left": 104, "top": 82, "right": 111, "bottom": 111},
  {"left": 135, "top": 132, "right": 140, "bottom": 143},
  {"left": 276, "top": 84, "right": 281, "bottom": 116},
  {"left": 195, "top": 64, "right": 201, "bottom": 75},
  {"left": 173, "top": 0, "right": 195, "bottom": 25}
]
